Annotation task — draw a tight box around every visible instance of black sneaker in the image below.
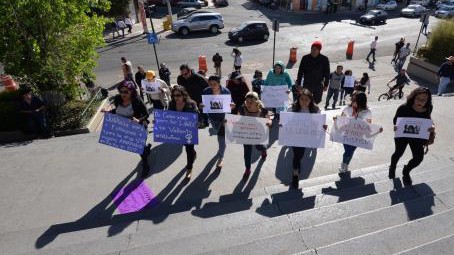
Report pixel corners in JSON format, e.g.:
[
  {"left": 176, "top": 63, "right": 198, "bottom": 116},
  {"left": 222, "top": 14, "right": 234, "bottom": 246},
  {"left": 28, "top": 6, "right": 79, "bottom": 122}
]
[
  {"left": 402, "top": 174, "right": 412, "bottom": 186},
  {"left": 292, "top": 175, "right": 299, "bottom": 189}
]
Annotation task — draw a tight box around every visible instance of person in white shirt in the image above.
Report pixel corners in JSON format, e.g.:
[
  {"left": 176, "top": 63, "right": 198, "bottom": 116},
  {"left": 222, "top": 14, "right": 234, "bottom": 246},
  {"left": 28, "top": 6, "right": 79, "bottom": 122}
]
[
  {"left": 124, "top": 17, "right": 133, "bottom": 34},
  {"left": 231, "top": 48, "right": 243, "bottom": 72},
  {"left": 340, "top": 69, "right": 355, "bottom": 105},
  {"left": 116, "top": 20, "right": 127, "bottom": 37},
  {"left": 366, "top": 36, "right": 378, "bottom": 62}
]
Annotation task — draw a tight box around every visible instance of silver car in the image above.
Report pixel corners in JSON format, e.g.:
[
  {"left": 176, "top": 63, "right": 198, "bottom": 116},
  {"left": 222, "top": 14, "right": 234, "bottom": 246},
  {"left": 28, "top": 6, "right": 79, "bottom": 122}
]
[
  {"left": 435, "top": 4, "right": 454, "bottom": 18},
  {"left": 172, "top": 13, "right": 224, "bottom": 35}
]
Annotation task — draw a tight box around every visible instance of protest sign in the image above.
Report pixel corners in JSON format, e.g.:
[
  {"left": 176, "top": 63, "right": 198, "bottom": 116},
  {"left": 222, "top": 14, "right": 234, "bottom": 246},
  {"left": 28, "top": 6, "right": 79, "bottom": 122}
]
[
  {"left": 330, "top": 116, "right": 381, "bottom": 150},
  {"left": 142, "top": 80, "right": 160, "bottom": 95},
  {"left": 278, "top": 112, "right": 326, "bottom": 148},
  {"left": 99, "top": 113, "right": 147, "bottom": 154},
  {"left": 202, "top": 94, "right": 232, "bottom": 113},
  {"left": 153, "top": 110, "right": 198, "bottom": 144},
  {"left": 112, "top": 179, "right": 158, "bottom": 214},
  {"left": 225, "top": 114, "right": 269, "bottom": 145},
  {"left": 395, "top": 117, "right": 432, "bottom": 139},
  {"left": 261, "top": 85, "right": 289, "bottom": 108}
]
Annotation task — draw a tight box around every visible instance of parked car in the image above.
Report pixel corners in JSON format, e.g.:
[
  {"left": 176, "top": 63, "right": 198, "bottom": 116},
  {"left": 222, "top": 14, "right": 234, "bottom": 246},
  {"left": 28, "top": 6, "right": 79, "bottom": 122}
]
[
  {"left": 214, "top": 0, "right": 229, "bottom": 7},
  {"left": 376, "top": 1, "right": 398, "bottom": 10},
  {"left": 359, "top": 10, "right": 388, "bottom": 25},
  {"left": 176, "top": 0, "right": 205, "bottom": 8},
  {"left": 410, "top": 0, "right": 430, "bottom": 5},
  {"left": 436, "top": 0, "right": 454, "bottom": 8},
  {"left": 171, "top": 12, "right": 224, "bottom": 35},
  {"left": 228, "top": 21, "right": 270, "bottom": 42},
  {"left": 434, "top": 4, "right": 454, "bottom": 17},
  {"left": 400, "top": 4, "right": 429, "bottom": 17},
  {"left": 177, "top": 8, "right": 212, "bottom": 19}
]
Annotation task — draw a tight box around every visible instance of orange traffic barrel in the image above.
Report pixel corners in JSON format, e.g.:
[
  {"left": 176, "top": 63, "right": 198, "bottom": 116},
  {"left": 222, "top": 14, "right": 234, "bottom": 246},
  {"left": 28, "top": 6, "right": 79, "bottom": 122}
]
[
  {"left": 289, "top": 47, "right": 298, "bottom": 63},
  {"left": 198, "top": 55, "right": 208, "bottom": 73},
  {"left": 346, "top": 41, "right": 354, "bottom": 60},
  {"left": 1, "top": 75, "right": 18, "bottom": 92}
]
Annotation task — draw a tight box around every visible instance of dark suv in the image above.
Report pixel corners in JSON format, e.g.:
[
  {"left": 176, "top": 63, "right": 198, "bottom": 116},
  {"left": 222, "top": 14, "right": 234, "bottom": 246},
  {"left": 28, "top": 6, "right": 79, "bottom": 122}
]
[{"left": 228, "top": 21, "right": 270, "bottom": 43}]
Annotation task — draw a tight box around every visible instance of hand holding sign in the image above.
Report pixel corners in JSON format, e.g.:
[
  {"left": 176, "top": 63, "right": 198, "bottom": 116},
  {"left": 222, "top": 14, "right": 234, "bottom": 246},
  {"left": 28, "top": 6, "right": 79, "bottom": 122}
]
[
  {"left": 142, "top": 80, "right": 160, "bottom": 95},
  {"left": 202, "top": 95, "right": 232, "bottom": 113},
  {"left": 261, "top": 85, "right": 289, "bottom": 108}
]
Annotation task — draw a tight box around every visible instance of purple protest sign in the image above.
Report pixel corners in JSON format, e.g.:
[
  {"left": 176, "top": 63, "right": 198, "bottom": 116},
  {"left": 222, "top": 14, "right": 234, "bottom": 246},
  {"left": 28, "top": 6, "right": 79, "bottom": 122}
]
[{"left": 112, "top": 180, "right": 158, "bottom": 214}]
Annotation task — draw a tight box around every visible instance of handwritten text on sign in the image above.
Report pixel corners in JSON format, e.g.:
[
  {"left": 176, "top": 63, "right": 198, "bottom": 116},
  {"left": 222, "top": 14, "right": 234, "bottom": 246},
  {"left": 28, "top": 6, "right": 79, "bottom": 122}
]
[
  {"left": 153, "top": 110, "right": 198, "bottom": 144},
  {"left": 112, "top": 179, "right": 158, "bottom": 214},
  {"left": 330, "top": 116, "right": 381, "bottom": 150},
  {"left": 99, "top": 113, "right": 147, "bottom": 154},
  {"left": 202, "top": 94, "right": 232, "bottom": 113},
  {"left": 395, "top": 117, "right": 432, "bottom": 140},
  {"left": 142, "top": 80, "right": 160, "bottom": 95},
  {"left": 261, "top": 85, "right": 289, "bottom": 108},
  {"left": 278, "top": 112, "right": 326, "bottom": 148},
  {"left": 225, "top": 114, "right": 269, "bottom": 145}
]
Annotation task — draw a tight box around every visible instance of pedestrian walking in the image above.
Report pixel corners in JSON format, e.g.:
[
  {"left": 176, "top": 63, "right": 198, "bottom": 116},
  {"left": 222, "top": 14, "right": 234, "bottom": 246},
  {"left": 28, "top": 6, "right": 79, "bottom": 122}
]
[
  {"left": 324, "top": 65, "right": 344, "bottom": 110},
  {"left": 422, "top": 14, "right": 429, "bottom": 35},
  {"left": 366, "top": 36, "right": 378, "bottom": 62},
  {"left": 168, "top": 85, "right": 200, "bottom": 180},
  {"left": 124, "top": 17, "right": 133, "bottom": 34},
  {"left": 177, "top": 64, "right": 209, "bottom": 128},
  {"left": 335, "top": 91, "right": 382, "bottom": 176},
  {"left": 202, "top": 75, "right": 233, "bottom": 169},
  {"left": 135, "top": 65, "right": 146, "bottom": 100},
  {"left": 340, "top": 69, "right": 355, "bottom": 106},
  {"left": 142, "top": 70, "right": 171, "bottom": 110},
  {"left": 121, "top": 57, "right": 134, "bottom": 81},
  {"left": 396, "top": 43, "right": 411, "bottom": 71},
  {"left": 282, "top": 89, "right": 326, "bottom": 189},
  {"left": 392, "top": 38, "right": 405, "bottom": 64},
  {"left": 436, "top": 55, "right": 454, "bottom": 96},
  {"left": 264, "top": 61, "right": 293, "bottom": 117},
  {"left": 389, "top": 87, "right": 435, "bottom": 186},
  {"left": 387, "top": 69, "right": 411, "bottom": 99},
  {"left": 212, "top": 53, "right": 223, "bottom": 76},
  {"left": 356, "top": 72, "right": 370, "bottom": 94},
  {"left": 295, "top": 41, "right": 330, "bottom": 104},
  {"left": 252, "top": 70, "right": 264, "bottom": 98},
  {"left": 103, "top": 80, "right": 151, "bottom": 178},
  {"left": 158, "top": 63, "right": 171, "bottom": 86},
  {"left": 238, "top": 92, "right": 272, "bottom": 180},
  {"left": 227, "top": 71, "right": 250, "bottom": 114},
  {"left": 231, "top": 48, "right": 243, "bottom": 72}
]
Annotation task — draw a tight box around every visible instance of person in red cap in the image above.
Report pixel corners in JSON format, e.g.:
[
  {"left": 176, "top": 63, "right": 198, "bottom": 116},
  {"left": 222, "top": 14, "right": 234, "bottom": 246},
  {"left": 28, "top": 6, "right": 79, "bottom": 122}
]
[{"left": 295, "top": 41, "right": 331, "bottom": 104}]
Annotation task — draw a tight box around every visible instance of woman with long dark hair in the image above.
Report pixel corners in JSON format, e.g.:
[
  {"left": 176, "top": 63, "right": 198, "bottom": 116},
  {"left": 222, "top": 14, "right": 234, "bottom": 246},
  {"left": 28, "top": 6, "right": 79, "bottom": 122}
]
[
  {"left": 104, "top": 80, "right": 151, "bottom": 178},
  {"left": 356, "top": 72, "right": 370, "bottom": 94},
  {"left": 168, "top": 85, "right": 200, "bottom": 180},
  {"left": 389, "top": 87, "right": 435, "bottom": 186}
]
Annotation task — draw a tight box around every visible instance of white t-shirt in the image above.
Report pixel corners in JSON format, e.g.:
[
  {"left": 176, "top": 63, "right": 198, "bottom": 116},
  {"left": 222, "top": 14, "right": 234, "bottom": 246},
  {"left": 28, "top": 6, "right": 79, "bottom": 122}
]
[
  {"left": 124, "top": 18, "right": 133, "bottom": 26},
  {"left": 399, "top": 47, "right": 411, "bottom": 59},
  {"left": 342, "top": 106, "right": 372, "bottom": 121},
  {"left": 233, "top": 55, "right": 243, "bottom": 66},
  {"left": 370, "top": 40, "right": 377, "bottom": 49}
]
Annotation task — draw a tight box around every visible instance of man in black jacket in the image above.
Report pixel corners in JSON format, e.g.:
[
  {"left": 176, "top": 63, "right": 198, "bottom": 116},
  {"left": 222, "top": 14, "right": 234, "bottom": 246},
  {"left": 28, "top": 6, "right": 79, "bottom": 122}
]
[
  {"left": 295, "top": 41, "right": 330, "bottom": 104},
  {"left": 177, "top": 63, "right": 209, "bottom": 128},
  {"left": 135, "top": 65, "right": 146, "bottom": 101},
  {"left": 159, "top": 63, "right": 171, "bottom": 86}
]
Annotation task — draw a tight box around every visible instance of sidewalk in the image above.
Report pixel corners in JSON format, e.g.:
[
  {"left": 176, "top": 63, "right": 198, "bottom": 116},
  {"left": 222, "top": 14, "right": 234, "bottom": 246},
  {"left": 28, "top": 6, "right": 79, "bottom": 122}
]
[{"left": 103, "top": 16, "right": 168, "bottom": 45}]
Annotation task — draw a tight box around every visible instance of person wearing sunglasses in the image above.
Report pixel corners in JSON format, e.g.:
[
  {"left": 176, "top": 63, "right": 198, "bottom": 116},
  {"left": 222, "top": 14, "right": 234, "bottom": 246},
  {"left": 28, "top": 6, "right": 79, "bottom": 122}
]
[
  {"left": 168, "top": 85, "right": 200, "bottom": 180},
  {"left": 103, "top": 80, "right": 151, "bottom": 178}
]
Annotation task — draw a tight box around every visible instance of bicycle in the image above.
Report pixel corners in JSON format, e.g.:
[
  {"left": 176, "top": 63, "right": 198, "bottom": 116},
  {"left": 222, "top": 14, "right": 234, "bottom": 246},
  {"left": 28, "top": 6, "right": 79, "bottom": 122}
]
[{"left": 378, "top": 83, "right": 404, "bottom": 101}]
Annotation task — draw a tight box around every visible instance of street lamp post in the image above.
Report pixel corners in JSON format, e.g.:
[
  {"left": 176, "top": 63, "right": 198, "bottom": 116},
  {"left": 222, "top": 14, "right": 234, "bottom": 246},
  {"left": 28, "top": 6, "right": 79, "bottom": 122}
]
[{"left": 148, "top": 7, "right": 160, "bottom": 69}]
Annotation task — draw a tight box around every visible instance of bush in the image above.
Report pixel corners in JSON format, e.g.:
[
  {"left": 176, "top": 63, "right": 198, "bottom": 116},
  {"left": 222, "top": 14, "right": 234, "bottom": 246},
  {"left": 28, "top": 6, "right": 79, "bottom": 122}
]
[
  {"left": 424, "top": 19, "right": 454, "bottom": 65},
  {"left": 0, "top": 90, "right": 21, "bottom": 132}
]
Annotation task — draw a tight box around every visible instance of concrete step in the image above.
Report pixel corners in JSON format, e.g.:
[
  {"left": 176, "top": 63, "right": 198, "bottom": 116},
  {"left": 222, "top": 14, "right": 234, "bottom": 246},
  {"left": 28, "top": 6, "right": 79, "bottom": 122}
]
[
  {"left": 17, "top": 165, "right": 454, "bottom": 255},
  {"left": 396, "top": 233, "right": 454, "bottom": 255},
  {"left": 298, "top": 208, "right": 454, "bottom": 255}
]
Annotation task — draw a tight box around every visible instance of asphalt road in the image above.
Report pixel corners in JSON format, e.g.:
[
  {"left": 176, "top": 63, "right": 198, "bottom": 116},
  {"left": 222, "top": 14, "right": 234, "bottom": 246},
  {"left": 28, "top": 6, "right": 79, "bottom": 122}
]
[{"left": 94, "top": 0, "right": 435, "bottom": 88}]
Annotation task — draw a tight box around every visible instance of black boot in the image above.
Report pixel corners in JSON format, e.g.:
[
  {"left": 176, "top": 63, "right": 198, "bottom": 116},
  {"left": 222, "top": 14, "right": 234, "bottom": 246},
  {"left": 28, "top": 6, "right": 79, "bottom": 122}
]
[
  {"left": 292, "top": 174, "right": 299, "bottom": 189},
  {"left": 402, "top": 165, "right": 412, "bottom": 186},
  {"left": 388, "top": 166, "right": 396, "bottom": 179}
]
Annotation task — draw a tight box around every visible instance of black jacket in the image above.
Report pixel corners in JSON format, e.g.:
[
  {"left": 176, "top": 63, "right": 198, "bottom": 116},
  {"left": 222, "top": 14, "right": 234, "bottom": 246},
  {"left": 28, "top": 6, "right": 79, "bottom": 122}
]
[
  {"left": 111, "top": 95, "right": 149, "bottom": 124},
  {"left": 296, "top": 53, "right": 330, "bottom": 92},
  {"left": 176, "top": 70, "right": 209, "bottom": 104},
  {"left": 168, "top": 100, "right": 200, "bottom": 114}
]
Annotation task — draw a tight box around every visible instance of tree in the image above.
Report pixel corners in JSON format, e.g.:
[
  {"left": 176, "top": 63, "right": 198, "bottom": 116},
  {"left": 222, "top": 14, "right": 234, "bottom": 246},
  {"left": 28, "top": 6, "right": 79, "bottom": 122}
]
[
  {"left": 0, "top": 0, "right": 110, "bottom": 98},
  {"left": 424, "top": 19, "right": 454, "bottom": 66}
]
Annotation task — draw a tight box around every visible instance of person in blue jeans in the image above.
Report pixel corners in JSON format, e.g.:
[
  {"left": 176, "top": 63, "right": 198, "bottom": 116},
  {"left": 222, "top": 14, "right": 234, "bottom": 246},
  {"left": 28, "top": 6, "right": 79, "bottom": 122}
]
[
  {"left": 334, "top": 91, "right": 382, "bottom": 177},
  {"left": 237, "top": 92, "right": 272, "bottom": 180}
]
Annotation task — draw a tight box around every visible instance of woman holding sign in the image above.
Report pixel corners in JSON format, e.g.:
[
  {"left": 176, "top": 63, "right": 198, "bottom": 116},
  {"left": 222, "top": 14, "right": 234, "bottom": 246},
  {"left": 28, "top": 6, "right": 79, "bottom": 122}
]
[
  {"left": 141, "top": 70, "right": 171, "bottom": 110},
  {"left": 264, "top": 61, "right": 293, "bottom": 119},
  {"left": 285, "top": 89, "right": 327, "bottom": 189},
  {"left": 202, "top": 75, "right": 232, "bottom": 168},
  {"left": 238, "top": 92, "right": 272, "bottom": 180},
  {"left": 168, "top": 85, "right": 200, "bottom": 180},
  {"left": 335, "top": 91, "right": 382, "bottom": 176},
  {"left": 106, "top": 80, "right": 151, "bottom": 178},
  {"left": 389, "top": 87, "right": 434, "bottom": 186}
]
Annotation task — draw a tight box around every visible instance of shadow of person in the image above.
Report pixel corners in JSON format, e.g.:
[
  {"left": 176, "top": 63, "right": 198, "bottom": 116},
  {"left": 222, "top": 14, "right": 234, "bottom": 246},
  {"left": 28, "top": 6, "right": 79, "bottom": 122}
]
[
  {"left": 390, "top": 179, "right": 435, "bottom": 221},
  {"left": 368, "top": 60, "right": 376, "bottom": 71},
  {"left": 35, "top": 166, "right": 140, "bottom": 249},
  {"left": 321, "top": 176, "right": 377, "bottom": 203},
  {"left": 274, "top": 147, "right": 317, "bottom": 186},
  {"left": 268, "top": 118, "right": 279, "bottom": 148},
  {"left": 256, "top": 188, "right": 316, "bottom": 216},
  {"left": 146, "top": 143, "right": 183, "bottom": 176}
]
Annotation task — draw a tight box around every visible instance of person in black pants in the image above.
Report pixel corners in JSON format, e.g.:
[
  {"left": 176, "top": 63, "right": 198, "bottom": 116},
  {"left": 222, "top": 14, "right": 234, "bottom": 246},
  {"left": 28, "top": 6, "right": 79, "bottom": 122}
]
[
  {"left": 168, "top": 85, "right": 199, "bottom": 180},
  {"left": 389, "top": 87, "right": 435, "bottom": 186}
]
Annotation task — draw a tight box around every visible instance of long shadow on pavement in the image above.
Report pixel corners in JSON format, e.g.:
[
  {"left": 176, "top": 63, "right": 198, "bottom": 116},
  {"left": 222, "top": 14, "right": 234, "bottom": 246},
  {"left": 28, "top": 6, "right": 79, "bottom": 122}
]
[
  {"left": 275, "top": 147, "right": 317, "bottom": 186},
  {"left": 390, "top": 179, "right": 435, "bottom": 221},
  {"left": 147, "top": 143, "right": 183, "bottom": 176}
]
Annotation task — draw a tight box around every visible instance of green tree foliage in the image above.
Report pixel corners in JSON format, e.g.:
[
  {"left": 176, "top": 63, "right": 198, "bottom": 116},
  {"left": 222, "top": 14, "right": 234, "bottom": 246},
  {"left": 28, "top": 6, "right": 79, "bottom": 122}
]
[
  {"left": 0, "top": 0, "right": 110, "bottom": 98},
  {"left": 425, "top": 19, "right": 454, "bottom": 66},
  {"left": 107, "top": 0, "right": 131, "bottom": 17}
]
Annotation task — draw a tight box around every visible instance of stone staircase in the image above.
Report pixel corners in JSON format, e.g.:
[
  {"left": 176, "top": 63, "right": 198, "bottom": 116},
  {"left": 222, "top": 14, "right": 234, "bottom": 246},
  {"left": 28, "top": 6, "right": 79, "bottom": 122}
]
[{"left": 2, "top": 155, "right": 454, "bottom": 255}]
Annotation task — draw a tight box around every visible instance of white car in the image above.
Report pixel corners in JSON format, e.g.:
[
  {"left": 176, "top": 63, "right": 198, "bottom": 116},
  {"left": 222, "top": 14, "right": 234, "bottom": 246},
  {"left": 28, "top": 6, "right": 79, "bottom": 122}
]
[
  {"left": 401, "top": 4, "right": 429, "bottom": 17},
  {"left": 435, "top": 4, "right": 454, "bottom": 17},
  {"left": 377, "top": 1, "right": 398, "bottom": 10}
]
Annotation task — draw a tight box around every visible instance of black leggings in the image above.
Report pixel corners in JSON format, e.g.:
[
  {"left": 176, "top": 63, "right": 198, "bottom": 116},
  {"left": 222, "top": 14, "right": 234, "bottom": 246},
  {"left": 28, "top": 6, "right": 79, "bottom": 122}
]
[
  {"left": 292, "top": 147, "right": 306, "bottom": 170},
  {"left": 185, "top": 144, "right": 196, "bottom": 169},
  {"left": 390, "top": 138, "right": 425, "bottom": 173}
]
